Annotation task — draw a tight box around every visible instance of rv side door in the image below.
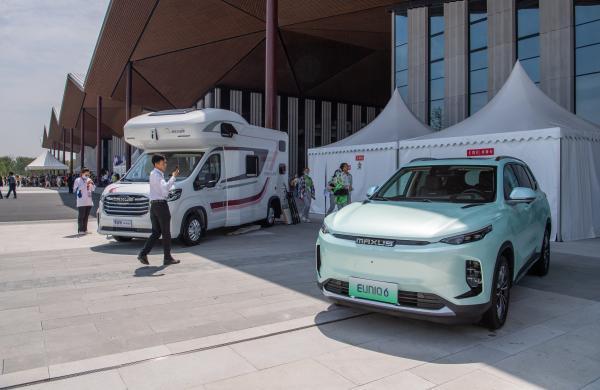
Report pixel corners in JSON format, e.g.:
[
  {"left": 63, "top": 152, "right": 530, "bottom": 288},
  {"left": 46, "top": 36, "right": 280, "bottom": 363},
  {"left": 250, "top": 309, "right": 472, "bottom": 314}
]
[{"left": 194, "top": 151, "right": 226, "bottom": 228}]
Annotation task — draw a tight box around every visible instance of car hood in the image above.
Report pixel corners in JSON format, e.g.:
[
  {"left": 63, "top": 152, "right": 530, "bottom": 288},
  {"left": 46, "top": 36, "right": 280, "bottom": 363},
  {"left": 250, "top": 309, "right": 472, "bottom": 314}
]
[
  {"left": 326, "top": 201, "right": 500, "bottom": 241},
  {"left": 101, "top": 182, "right": 151, "bottom": 197}
]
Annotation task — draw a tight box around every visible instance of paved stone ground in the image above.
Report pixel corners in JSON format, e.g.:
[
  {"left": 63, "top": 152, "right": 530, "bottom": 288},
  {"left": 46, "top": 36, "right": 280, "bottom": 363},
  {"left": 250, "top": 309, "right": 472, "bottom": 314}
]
[{"left": 0, "top": 189, "right": 599, "bottom": 389}]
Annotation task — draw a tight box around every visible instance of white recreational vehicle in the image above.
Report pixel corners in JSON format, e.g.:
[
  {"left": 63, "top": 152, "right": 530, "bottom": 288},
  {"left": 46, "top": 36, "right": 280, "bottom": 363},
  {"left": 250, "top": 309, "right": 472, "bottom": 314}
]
[{"left": 97, "top": 108, "right": 289, "bottom": 245}]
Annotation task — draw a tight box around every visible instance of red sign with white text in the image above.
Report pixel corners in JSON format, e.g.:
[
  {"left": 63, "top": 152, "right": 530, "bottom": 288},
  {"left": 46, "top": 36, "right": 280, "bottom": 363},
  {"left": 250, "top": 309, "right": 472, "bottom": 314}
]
[
  {"left": 467, "top": 148, "right": 495, "bottom": 157},
  {"left": 355, "top": 155, "right": 364, "bottom": 161}
]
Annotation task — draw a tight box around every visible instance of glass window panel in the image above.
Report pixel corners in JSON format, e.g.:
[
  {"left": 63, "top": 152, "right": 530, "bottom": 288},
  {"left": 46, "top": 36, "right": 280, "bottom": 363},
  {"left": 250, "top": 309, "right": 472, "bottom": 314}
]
[
  {"left": 470, "top": 92, "right": 488, "bottom": 114},
  {"left": 470, "top": 49, "right": 487, "bottom": 71},
  {"left": 576, "top": 72, "right": 600, "bottom": 125},
  {"left": 430, "top": 78, "right": 445, "bottom": 100},
  {"left": 429, "top": 99, "right": 444, "bottom": 130},
  {"left": 517, "top": 36, "right": 540, "bottom": 60},
  {"left": 469, "top": 20, "right": 488, "bottom": 50},
  {"left": 395, "top": 44, "right": 408, "bottom": 71},
  {"left": 430, "top": 15, "right": 445, "bottom": 35},
  {"left": 469, "top": 0, "right": 487, "bottom": 22},
  {"left": 470, "top": 68, "right": 488, "bottom": 93},
  {"left": 395, "top": 70, "right": 408, "bottom": 87},
  {"left": 521, "top": 56, "right": 540, "bottom": 83},
  {"left": 575, "top": 2, "right": 600, "bottom": 26},
  {"left": 517, "top": 7, "right": 539, "bottom": 38},
  {"left": 576, "top": 44, "right": 600, "bottom": 75},
  {"left": 399, "top": 86, "right": 408, "bottom": 101},
  {"left": 395, "top": 14, "right": 408, "bottom": 45},
  {"left": 470, "top": 12, "right": 487, "bottom": 23},
  {"left": 575, "top": 20, "right": 600, "bottom": 48},
  {"left": 430, "top": 34, "right": 445, "bottom": 61},
  {"left": 430, "top": 60, "right": 445, "bottom": 79}
]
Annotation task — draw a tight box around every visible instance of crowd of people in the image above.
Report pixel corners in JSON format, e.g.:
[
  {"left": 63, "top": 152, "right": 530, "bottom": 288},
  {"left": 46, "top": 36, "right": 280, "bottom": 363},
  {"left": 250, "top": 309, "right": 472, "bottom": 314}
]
[{"left": 290, "top": 162, "right": 353, "bottom": 223}]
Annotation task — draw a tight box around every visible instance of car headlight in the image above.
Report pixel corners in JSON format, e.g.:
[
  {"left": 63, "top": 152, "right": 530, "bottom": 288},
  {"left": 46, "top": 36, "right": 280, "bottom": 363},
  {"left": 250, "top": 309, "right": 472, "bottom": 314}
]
[
  {"left": 440, "top": 225, "right": 492, "bottom": 245},
  {"left": 168, "top": 188, "right": 182, "bottom": 202},
  {"left": 320, "top": 223, "right": 331, "bottom": 235}
]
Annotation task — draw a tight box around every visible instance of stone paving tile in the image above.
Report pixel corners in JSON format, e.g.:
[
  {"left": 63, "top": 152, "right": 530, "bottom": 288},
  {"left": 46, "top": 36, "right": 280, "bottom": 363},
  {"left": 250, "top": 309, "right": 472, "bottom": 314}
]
[
  {"left": 0, "top": 366, "right": 49, "bottom": 389},
  {"left": 2, "top": 352, "right": 48, "bottom": 374},
  {"left": 353, "top": 371, "right": 435, "bottom": 390},
  {"left": 26, "top": 370, "right": 127, "bottom": 390},
  {"left": 204, "top": 358, "right": 354, "bottom": 390},
  {"left": 434, "top": 369, "right": 535, "bottom": 390},
  {"left": 583, "top": 377, "right": 600, "bottom": 390},
  {"left": 482, "top": 324, "right": 565, "bottom": 354}
]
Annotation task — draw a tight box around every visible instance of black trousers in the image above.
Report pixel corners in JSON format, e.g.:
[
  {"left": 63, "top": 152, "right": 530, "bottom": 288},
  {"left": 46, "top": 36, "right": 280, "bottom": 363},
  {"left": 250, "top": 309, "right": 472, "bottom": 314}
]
[
  {"left": 6, "top": 185, "right": 16, "bottom": 198},
  {"left": 140, "top": 201, "right": 172, "bottom": 258},
  {"left": 77, "top": 206, "right": 92, "bottom": 232}
]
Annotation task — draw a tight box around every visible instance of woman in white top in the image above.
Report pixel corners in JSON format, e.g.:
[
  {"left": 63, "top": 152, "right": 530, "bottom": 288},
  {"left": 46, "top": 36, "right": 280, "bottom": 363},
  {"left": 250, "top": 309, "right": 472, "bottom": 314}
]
[{"left": 73, "top": 167, "right": 96, "bottom": 234}]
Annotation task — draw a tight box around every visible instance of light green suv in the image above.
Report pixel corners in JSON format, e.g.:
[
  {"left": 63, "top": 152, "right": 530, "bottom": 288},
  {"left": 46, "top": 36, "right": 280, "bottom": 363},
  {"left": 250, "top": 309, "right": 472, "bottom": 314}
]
[{"left": 317, "top": 156, "right": 551, "bottom": 329}]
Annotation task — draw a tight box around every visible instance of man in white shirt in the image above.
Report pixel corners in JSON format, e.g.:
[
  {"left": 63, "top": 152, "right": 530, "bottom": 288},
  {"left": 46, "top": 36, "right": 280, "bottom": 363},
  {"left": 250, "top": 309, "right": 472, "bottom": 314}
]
[
  {"left": 73, "top": 168, "right": 96, "bottom": 233},
  {"left": 138, "top": 154, "right": 180, "bottom": 265}
]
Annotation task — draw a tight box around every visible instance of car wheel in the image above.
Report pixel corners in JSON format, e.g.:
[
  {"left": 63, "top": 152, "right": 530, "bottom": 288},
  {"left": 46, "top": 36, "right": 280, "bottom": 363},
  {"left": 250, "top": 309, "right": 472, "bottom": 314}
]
[
  {"left": 482, "top": 255, "right": 511, "bottom": 330},
  {"left": 113, "top": 236, "right": 133, "bottom": 242},
  {"left": 531, "top": 228, "right": 550, "bottom": 276},
  {"left": 182, "top": 214, "right": 203, "bottom": 246},
  {"left": 261, "top": 202, "right": 276, "bottom": 227}
]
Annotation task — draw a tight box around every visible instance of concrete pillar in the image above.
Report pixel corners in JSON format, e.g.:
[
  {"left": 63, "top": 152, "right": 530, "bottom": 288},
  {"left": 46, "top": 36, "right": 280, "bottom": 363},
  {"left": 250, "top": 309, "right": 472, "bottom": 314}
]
[
  {"left": 304, "top": 99, "right": 315, "bottom": 150},
  {"left": 540, "top": 0, "right": 574, "bottom": 111},
  {"left": 444, "top": 1, "right": 469, "bottom": 126},
  {"left": 80, "top": 110, "right": 85, "bottom": 170},
  {"left": 407, "top": 7, "right": 429, "bottom": 122},
  {"left": 265, "top": 0, "right": 278, "bottom": 129},
  {"left": 287, "top": 97, "right": 298, "bottom": 176},
  {"left": 487, "top": 0, "right": 516, "bottom": 97},
  {"left": 125, "top": 62, "right": 133, "bottom": 170},
  {"left": 321, "top": 101, "right": 332, "bottom": 146},
  {"left": 97, "top": 96, "right": 102, "bottom": 183},
  {"left": 69, "top": 128, "right": 73, "bottom": 174}
]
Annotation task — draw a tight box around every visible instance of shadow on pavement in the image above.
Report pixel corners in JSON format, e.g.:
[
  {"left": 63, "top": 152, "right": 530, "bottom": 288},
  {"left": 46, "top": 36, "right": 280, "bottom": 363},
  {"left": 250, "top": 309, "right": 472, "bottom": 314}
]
[{"left": 134, "top": 265, "right": 167, "bottom": 277}]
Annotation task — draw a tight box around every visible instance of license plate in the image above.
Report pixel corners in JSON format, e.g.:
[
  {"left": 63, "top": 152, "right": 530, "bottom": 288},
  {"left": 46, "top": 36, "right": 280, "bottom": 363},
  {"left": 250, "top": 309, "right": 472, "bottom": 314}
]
[
  {"left": 113, "top": 219, "right": 132, "bottom": 228},
  {"left": 349, "top": 277, "right": 397, "bottom": 304}
]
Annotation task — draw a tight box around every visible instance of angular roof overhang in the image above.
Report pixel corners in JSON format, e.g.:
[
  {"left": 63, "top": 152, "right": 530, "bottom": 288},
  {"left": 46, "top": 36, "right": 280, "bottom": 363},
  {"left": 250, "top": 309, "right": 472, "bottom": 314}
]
[{"left": 84, "top": 0, "right": 397, "bottom": 112}]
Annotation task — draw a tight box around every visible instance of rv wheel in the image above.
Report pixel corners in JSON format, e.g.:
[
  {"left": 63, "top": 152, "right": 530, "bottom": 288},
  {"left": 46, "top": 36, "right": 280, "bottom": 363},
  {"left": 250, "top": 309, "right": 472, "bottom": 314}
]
[
  {"left": 182, "top": 214, "right": 204, "bottom": 246},
  {"left": 262, "top": 203, "right": 276, "bottom": 227},
  {"left": 113, "top": 236, "right": 133, "bottom": 242}
]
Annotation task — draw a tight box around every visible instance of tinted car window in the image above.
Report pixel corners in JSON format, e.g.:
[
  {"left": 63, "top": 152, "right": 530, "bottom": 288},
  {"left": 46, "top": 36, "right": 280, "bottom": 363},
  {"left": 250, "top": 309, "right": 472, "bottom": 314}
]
[
  {"left": 512, "top": 164, "right": 533, "bottom": 189},
  {"left": 503, "top": 165, "right": 519, "bottom": 199},
  {"left": 523, "top": 165, "right": 538, "bottom": 190}
]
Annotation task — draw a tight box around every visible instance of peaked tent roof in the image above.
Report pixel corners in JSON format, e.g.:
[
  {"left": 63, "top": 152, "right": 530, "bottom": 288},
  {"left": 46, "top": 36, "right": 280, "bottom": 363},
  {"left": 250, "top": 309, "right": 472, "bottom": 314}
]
[
  {"left": 402, "top": 61, "right": 600, "bottom": 146},
  {"left": 26, "top": 150, "right": 69, "bottom": 171},
  {"left": 310, "top": 89, "right": 432, "bottom": 154}
]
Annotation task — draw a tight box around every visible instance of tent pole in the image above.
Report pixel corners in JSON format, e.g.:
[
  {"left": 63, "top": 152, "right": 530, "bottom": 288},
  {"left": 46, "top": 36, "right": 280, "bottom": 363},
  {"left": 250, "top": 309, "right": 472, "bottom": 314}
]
[{"left": 557, "top": 137, "right": 563, "bottom": 242}]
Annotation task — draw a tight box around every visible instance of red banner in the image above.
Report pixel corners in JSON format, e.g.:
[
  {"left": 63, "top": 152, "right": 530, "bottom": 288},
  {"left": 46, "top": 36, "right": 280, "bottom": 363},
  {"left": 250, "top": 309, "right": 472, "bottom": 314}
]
[
  {"left": 355, "top": 155, "right": 364, "bottom": 161},
  {"left": 467, "top": 148, "right": 495, "bottom": 157}
]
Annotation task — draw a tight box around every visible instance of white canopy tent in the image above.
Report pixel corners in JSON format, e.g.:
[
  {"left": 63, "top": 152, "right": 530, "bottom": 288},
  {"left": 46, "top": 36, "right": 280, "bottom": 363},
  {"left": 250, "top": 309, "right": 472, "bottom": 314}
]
[
  {"left": 397, "top": 61, "right": 600, "bottom": 241},
  {"left": 26, "top": 150, "right": 69, "bottom": 171},
  {"left": 308, "top": 89, "right": 432, "bottom": 214}
]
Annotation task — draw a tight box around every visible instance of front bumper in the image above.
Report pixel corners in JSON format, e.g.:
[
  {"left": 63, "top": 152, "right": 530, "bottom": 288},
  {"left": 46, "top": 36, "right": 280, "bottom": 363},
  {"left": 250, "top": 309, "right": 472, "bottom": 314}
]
[{"left": 96, "top": 209, "right": 153, "bottom": 238}]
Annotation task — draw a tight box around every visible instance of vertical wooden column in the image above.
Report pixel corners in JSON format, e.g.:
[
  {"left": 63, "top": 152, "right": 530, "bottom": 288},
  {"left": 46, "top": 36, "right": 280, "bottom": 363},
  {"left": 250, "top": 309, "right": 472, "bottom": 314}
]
[
  {"left": 62, "top": 128, "right": 66, "bottom": 174},
  {"left": 265, "top": 0, "right": 278, "bottom": 129},
  {"left": 125, "top": 62, "right": 133, "bottom": 170},
  {"left": 69, "top": 128, "right": 74, "bottom": 174},
  {"left": 80, "top": 110, "right": 85, "bottom": 170},
  {"left": 97, "top": 96, "right": 102, "bottom": 183}
]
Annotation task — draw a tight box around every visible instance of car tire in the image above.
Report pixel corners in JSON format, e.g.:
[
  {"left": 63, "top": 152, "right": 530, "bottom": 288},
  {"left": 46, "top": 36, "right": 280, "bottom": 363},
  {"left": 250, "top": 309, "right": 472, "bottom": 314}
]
[
  {"left": 481, "top": 255, "right": 511, "bottom": 330},
  {"left": 261, "top": 201, "right": 276, "bottom": 228},
  {"left": 181, "top": 213, "right": 204, "bottom": 246},
  {"left": 531, "top": 228, "right": 550, "bottom": 276},
  {"left": 113, "top": 236, "right": 133, "bottom": 242}
]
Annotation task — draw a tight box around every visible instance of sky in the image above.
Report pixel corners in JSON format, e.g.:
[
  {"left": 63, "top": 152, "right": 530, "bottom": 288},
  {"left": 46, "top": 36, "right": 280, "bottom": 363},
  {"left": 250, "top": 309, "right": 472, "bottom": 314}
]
[{"left": 0, "top": 0, "right": 110, "bottom": 158}]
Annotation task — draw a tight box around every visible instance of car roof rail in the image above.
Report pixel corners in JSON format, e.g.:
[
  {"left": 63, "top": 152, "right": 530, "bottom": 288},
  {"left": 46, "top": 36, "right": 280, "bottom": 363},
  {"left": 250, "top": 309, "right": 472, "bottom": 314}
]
[
  {"left": 495, "top": 155, "right": 526, "bottom": 163},
  {"left": 409, "top": 157, "right": 437, "bottom": 163}
]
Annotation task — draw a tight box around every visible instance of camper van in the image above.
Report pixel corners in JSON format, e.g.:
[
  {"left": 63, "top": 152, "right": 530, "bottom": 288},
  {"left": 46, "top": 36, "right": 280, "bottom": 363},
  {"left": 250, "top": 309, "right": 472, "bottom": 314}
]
[{"left": 97, "top": 108, "right": 289, "bottom": 246}]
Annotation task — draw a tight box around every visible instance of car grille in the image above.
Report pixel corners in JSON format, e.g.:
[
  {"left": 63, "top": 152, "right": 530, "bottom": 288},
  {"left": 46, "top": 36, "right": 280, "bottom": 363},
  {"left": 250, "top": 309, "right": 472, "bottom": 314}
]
[
  {"left": 323, "top": 279, "right": 444, "bottom": 310},
  {"left": 103, "top": 194, "right": 149, "bottom": 216}
]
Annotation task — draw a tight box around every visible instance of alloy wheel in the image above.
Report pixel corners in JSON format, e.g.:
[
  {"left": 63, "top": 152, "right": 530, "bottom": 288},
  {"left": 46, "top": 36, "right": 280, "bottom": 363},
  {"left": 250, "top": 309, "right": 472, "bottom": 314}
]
[
  {"left": 187, "top": 218, "right": 202, "bottom": 241},
  {"left": 495, "top": 262, "right": 509, "bottom": 320}
]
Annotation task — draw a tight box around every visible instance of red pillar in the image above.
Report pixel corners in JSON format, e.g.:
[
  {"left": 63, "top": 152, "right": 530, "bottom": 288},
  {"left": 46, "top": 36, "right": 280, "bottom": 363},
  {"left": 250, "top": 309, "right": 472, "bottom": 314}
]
[
  {"left": 125, "top": 62, "right": 133, "bottom": 170},
  {"left": 69, "top": 128, "right": 74, "bottom": 174},
  {"left": 62, "top": 128, "right": 66, "bottom": 165},
  {"left": 80, "top": 110, "right": 85, "bottom": 170},
  {"left": 265, "top": 0, "right": 278, "bottom": 129},
  {"left": 97, "top": 96, "right": 102, "bottom": 184}
]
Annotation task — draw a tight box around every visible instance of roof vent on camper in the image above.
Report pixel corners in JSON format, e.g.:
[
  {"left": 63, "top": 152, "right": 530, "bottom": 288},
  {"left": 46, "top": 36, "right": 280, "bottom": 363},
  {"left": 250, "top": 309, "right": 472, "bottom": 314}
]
[
  {"left": 149, "top": 108, "right": 196, "bottom": 116},
  {"left": 220, "top": 123, "right": 238, "bottom": 138}
]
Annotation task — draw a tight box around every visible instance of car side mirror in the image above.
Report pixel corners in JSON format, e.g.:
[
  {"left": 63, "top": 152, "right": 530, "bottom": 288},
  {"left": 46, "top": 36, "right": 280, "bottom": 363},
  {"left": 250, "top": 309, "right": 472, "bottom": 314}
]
[
  {"left": 366, "top": 185, "right": 379, "bottom": 199},
  {"left": 508, "top": 187, "right": 536, "bottom": 203}
]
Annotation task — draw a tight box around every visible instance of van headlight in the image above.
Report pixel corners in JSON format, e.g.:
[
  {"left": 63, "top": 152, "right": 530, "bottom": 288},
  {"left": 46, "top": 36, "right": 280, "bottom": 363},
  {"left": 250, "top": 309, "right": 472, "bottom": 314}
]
[
  {"left": 168, "top": 188, "right": 182, "bottom": 202},
  {"left": 440, "top": 225, "right": 492, "bottom": 245},
  {"left": 320, "top": 223, "right": 331, "bottom": 235}
]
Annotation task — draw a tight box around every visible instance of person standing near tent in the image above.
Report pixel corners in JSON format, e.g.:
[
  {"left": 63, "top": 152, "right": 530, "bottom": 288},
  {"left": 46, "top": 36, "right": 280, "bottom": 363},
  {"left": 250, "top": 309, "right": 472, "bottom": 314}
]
[
  {"left": 5, "top": 172, "right": 17, "bottom": 199},
  {"left": 326, "top": 167, "right": 341, "bottom": 215},
  {"left": 296, "top": 167, "right": 315, "bottom": 222},
  {"left": 332, "top": 163, "right": 353, "bottom": 209},
  {"left": 74, "top": 168, "right": 95, "bottom": 234}
]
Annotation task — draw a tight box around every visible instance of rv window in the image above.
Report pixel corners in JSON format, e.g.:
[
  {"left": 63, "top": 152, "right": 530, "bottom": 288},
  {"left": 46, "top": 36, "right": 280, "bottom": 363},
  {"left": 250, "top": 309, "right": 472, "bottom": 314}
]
[
  {"left": 246, "top": 155, "right": 259, "bottom": 177},
  {"left": 122, "top": 151, "right": 204, "bottom": 183},
  {"left": 195, "top": 154, "right": 221, "bottom": 190},
  {"left": 278, "top": 141, "right": 286, "bottom": 152}
]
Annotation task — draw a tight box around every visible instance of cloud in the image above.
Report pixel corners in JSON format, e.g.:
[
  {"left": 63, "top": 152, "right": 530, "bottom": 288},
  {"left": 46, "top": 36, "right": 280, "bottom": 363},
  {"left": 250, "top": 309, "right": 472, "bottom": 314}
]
[{"left": 0, "top": 0, "right": 110, "bottom": 157}]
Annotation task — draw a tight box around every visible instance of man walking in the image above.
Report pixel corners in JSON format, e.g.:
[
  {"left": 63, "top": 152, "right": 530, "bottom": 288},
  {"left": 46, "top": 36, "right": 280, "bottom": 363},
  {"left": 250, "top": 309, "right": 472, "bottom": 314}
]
[
  {"left": 6, "top": 172, "right": 17, "bottom": 199},
  {"left": 137, "top": 154, "right": 180, "bottom": 266},
  {"left": 73, "top": 168, "right": 95, "bottom": 234}
]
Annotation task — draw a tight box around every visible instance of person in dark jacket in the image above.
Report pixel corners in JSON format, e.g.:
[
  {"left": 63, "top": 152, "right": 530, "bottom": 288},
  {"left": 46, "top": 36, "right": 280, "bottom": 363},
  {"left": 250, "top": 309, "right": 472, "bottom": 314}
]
[{"left": 6, "top": 172, "right": 17, "bottom": 199}]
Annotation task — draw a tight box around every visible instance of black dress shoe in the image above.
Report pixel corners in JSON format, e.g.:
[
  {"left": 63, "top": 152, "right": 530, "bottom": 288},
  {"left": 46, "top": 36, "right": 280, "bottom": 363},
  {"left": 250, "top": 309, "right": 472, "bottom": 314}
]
[
  {"left": 163, "top": 257, "right": 180, "bottom": 265},
  {"left": 137, "top": 254, "right": 149, "bottom": 265}
]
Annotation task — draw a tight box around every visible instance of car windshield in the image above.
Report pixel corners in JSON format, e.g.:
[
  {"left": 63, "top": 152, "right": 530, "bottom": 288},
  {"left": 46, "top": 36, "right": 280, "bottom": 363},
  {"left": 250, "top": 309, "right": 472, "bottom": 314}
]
[
  {"left": 121, "top": 152, "right": 204, "bottom": 182},
  {"left": 373, "top": 165, "right": 496, "bottom": 203}
]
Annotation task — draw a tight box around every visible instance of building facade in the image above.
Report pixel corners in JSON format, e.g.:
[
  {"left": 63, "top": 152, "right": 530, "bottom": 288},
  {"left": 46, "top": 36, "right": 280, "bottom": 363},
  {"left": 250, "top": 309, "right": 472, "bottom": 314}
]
[{"left": 393, "top": 0, "right": 600, "bottom": 129}]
